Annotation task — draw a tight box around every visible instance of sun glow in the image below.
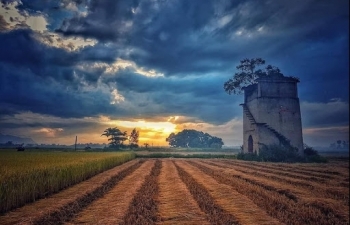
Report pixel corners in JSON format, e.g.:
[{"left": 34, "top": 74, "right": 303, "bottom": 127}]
[
  {"left": 114, "top": 120, "right": 176, "bottom": 133},
  {"left": 99, "top": 117, "right": 179, "bottom": 145}
]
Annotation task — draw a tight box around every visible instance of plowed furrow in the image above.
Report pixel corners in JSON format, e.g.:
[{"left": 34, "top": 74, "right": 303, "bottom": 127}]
[
  {"left": 197, "top": 161, "right": 299, "bottom": 201},
  {"left": 189, "top": 160, "right": 348, "bottom": 225},
  {"left": 0, "top": 160, "right": 143, "bottom": 225},
  {"left": 120, "top": 160, "right": 162, "bottom": 225},
  {"left": 65, "top": 160, "right": 155, "bottom": 225},
  {"left": 228, "top": 159, "right": 349, "bottom": 177},
  {"left": 209, "top": 160, "right": 349, "bottom": 203},
  {"left": 157, "top": 159, "right": 209, "bottom": 225},
  {"left": 221, "top": 160, "right": 328, "bottom": 183},
  {"left": 174, "top": 162, "right": 240, "bottom": 225},
  {"left": 207, "top": 160, "right": 349, "bottom": 201},
  {"left": 270, "top": 160, "right": 349, "bottom": 175},
  {"left": 231, "top": 160, "right": 345, "bottom": 179},
  {"left": 215, "top": 161, "right": 317, "bottom": 187},
  {"left": 175, "top": 160, "right": 281, "bottom": 225},
  {"left": 195, "top": 160, "right": 349, "bottom": 224}
]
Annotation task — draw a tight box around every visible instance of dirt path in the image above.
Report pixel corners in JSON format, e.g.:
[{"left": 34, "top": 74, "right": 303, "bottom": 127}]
[{"left": 157, "top": 159, "right": 209, "bottom": 225}]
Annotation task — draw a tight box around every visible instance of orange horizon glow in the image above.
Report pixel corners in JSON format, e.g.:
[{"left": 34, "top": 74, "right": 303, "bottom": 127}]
[{"left": 97, "top": 116, "right": 180, "bottom": 146}]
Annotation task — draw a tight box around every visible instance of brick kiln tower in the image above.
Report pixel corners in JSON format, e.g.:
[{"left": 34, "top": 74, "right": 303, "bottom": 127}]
[{"left": 241, "top": 74, "right": 303, "bottom": 155}]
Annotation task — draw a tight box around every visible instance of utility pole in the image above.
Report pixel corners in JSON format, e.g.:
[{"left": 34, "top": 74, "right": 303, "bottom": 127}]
[{"left": 75, "top": 136, "right": 77, "bottom": 151}]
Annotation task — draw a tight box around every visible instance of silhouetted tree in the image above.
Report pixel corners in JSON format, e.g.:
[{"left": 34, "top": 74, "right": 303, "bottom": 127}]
[
  {"left": 129, "top": 128, "right": 139, "bottom": 148},
  {"left": 224, "top": 58, "right": 298, "bottom": 95},
  {"left": 101, "top": 127, "right": 128, "bottom": 149},
  {"left": 330, "top": 140, "right": 349, "bottom": 149},
  {"left": 166, "top": 129, "right": 224, "bottom": 149},
  {"left": 17, "top": 143, "right": 25, "bottom": 151},
  {"left": 336, "top": 140, "right": 342, "bottom": 148},
  {"left": 6, "top": 141, "right": 14, "bottom": 146}
]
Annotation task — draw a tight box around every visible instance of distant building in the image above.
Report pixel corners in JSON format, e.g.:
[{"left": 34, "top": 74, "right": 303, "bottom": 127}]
[{"left": 241, "top": 74, "right": 303, "bottom": 155}]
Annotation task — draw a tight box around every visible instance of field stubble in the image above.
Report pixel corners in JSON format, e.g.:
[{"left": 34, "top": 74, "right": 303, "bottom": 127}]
[
  {"left": 189, "top": 160, "right": 348, "bottom": 225},
  {"left": 157, "top": 159, "right": 209, "bottom": 224},
  {"left": 0, "top": 156, "right": 348, "bottom": 225}
]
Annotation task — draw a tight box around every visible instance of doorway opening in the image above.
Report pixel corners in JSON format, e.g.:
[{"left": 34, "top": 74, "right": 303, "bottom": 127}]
[{"left": 248, "top": 135, "right": 253, "bottom": 153}]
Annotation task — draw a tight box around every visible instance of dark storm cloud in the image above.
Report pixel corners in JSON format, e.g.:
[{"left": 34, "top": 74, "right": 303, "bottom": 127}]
[
  {"left": 0, "top": 15, "right": 9, "bottom": 31},
  {"left": 0, "top": 117, "right": 97, "bottom": 130},
  {"left": 0, "top": 0, "right": 348, "bottom": 138},
  {"left": 0, "top": 28, "right": 239, "bottom": 124},
  {"left": 0, "top": 62, "right": 116, "bottom": 118},
  {"left": 53, "top": 0, "right": 348, "bottom": 78},
  {"left": 301, "top": 100, "right": 349, "bottom": 128},
  {"left": 109, "top": 70, "right": 241, "bottom": 124},
  {"left": 0, "top": 29, "right": 123, "bottom": 119},
  {"left": 79, "top": 43, "right": 119, "bottom": 63},
  {"left": 0, "top": 29, "right": 76, "bottom": 70},
  {"left": 0, "top": 31, "right": 118, "bottom": 70},
  {"left": 56, "top": 0, "right": 141, "bottom": 41},
  {"left": 0, "top": 28, "right": 121, "bottom": 85}
]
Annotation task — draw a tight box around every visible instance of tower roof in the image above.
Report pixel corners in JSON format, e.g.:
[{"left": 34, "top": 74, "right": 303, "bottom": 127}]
[{"left": 255, "top": 75, "right": 300, "bottom": 83}]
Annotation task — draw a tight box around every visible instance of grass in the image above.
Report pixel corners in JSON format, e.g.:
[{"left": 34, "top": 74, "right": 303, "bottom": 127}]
[{"left": 0, "top": 150, "right": 135, "bottom": 213}]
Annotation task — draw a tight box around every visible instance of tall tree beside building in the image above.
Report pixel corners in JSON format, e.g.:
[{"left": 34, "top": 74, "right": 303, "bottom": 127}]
[{"left": 223, "top": 58, "right": 291, "bottom": 95}]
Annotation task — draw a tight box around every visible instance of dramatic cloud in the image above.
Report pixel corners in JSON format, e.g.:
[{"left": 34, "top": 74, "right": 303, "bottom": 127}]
[
  {"left": 301, "top": 99, "right": 349, "bottom": 127},
  {"left": 0, "top": 0, "right": 348, "bottom": 147}
]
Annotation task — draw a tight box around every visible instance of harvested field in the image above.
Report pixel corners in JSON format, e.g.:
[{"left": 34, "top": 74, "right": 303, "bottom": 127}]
[
  {"left": 66, "top": 160, "right": 155, "bottom": 225},
  {"left": 157, "top": 159, "right": 209, "bottom": 225},
  {"left": 0, "top": 158, "right": 348, "bottom": 225}
]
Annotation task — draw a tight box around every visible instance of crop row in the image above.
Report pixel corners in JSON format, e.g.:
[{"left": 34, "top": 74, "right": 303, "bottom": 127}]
[
  {"left": 175, "top": 161, "right": 240, "bottom": 224},
  {"left": 209, "top": 160, "right": 349, "bottom": 203},
  {"left": 0, "top": 151, "right": 135, "bottom": 213},
  {"left": 188, "top": 160, "right": 348, "bottom": 225},
  {"left": 208, "top": 160, "right": 349, "bottom": 206},
  {"left": 157, "top": 159, "right": 209, "bottom": 224},
  {"left": 38, "top": 159, "right": 144, "bottom": 225},
  {"left": 1, "top": 158, "right": 348, "bottom": 225},
  {"left": 120, "top": 160, "right": 162, "bottom": 225},
  {"left": 221, "top": 160, "right": 329, "bottom": 182},
  {"left": 66, "top": 160, "right": 155, "bottom": 225},
  {"left": 231, "top": 159, "right": 347, "bottom": 174}
]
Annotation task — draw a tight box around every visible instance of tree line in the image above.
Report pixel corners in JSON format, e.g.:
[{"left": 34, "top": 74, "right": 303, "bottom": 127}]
[
  {"left": 101, "top": 128, "right": 224, "bottom": 149},
  {"left": 329, "top": 140, "right": 349, "bottom": 150}
]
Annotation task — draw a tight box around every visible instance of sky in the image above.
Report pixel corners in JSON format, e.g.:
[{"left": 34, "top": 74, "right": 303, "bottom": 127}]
[{"left": 0, "top": 0, "right": 348, "bottom": 147}]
